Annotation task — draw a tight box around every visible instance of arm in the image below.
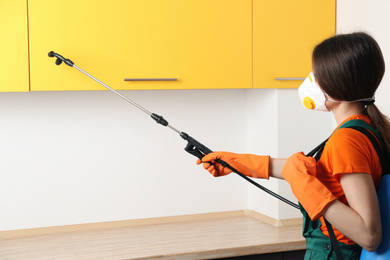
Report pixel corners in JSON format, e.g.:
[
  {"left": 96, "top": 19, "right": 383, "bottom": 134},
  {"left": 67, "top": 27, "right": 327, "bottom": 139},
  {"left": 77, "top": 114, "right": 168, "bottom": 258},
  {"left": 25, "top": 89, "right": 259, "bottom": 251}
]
[
  {"left": 198, "top": 153, "right": 286, "bottom": 180},
  {"left": 269, "top": 158, "right": 287, "bottom": 179},
  {"left": 322, "top": 173, "right": 382, "bottom": 252}
]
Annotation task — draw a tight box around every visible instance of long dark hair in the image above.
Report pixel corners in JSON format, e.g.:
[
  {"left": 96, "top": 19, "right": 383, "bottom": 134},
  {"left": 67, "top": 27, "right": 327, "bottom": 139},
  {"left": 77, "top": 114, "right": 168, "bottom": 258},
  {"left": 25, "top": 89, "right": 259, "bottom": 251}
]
[{"left": 312, "top": 32, "right": 390, "bottom": 157}]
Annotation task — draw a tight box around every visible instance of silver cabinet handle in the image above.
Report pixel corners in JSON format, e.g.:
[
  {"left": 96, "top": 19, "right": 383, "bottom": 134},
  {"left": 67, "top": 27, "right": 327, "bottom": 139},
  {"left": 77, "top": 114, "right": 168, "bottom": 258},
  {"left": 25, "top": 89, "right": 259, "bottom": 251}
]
[
  {"left": 274, "top": 77, "right": 305, "bottom": 81},
  {"left": 124, "top": 78, "right": 177, "bottom": 81}
]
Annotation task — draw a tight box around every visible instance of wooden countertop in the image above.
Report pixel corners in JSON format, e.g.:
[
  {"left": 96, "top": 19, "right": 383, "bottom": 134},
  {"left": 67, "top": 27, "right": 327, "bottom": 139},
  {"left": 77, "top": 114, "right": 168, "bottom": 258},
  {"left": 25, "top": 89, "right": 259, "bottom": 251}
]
[{"left": 0, "top": 210, "right": 305, "bottom": 260}]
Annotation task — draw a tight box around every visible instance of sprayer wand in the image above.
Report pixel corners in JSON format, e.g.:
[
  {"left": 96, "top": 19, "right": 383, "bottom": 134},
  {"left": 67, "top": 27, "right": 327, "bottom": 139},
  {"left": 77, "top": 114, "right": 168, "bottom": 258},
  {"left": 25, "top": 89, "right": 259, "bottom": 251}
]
[{"left": 48, "top": 51, "right": 299, "bottom": 209}]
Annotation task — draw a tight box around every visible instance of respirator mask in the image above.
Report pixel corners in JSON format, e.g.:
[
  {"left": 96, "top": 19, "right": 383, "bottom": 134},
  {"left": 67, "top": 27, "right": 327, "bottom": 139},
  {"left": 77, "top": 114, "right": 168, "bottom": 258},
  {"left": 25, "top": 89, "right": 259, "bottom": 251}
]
[{"left": 298, "top": 72, "right": 330, "bottom": 112}]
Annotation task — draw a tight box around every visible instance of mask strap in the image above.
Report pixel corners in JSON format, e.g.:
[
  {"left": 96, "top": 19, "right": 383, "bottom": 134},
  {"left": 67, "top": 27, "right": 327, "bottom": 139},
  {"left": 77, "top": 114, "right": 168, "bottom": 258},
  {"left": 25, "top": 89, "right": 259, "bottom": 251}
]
[{"left": 326, "top": 96, "right": 375, "bottom": 105}]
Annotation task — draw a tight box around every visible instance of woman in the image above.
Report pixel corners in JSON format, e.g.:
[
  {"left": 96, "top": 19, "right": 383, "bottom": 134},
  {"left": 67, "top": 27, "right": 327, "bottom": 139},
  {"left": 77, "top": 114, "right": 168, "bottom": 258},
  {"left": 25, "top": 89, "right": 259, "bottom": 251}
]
[{"left": 196, "top": 32, "right": 390, "bottom": 259}]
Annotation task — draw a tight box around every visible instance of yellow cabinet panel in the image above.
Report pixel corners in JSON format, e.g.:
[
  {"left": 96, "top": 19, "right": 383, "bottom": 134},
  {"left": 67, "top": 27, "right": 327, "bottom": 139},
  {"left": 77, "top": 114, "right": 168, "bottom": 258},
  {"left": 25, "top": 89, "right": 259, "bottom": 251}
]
[
  {"left": 0, "top": 0, "right": 29, "bottom": 92},
  {"left": 29, "top": 1, "right": 252, "bottom": 91},
  {"left": 253, "top": 0, "right": 336, "bottom": 88}
]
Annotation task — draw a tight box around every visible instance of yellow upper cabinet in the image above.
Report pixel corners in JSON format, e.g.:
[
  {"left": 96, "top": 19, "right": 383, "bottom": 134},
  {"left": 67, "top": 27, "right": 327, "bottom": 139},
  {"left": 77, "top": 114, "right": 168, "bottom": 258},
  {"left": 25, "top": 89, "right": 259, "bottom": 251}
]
[
  {"left": 253, "top": 0, "right": 336, "bottom": 88},
  {"left": 28, "top": 0, "right": 252, "bottom": 91},
  {"left": 0, "top": 0, "right": 30, "bottom": 92}
]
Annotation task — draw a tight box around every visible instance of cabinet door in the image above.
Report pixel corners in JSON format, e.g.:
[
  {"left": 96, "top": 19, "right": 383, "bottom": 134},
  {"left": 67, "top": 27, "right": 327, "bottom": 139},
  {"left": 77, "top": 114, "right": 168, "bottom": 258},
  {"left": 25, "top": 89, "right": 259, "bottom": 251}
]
[
  {"left": 0, "top": 0, "right": 29, "bottom": 92},
  {"left": 28, "top": 0, "right": 252, "bottom": 91},
  {"left": 253, "top": 0, "right": 336, "bottom": 88}
]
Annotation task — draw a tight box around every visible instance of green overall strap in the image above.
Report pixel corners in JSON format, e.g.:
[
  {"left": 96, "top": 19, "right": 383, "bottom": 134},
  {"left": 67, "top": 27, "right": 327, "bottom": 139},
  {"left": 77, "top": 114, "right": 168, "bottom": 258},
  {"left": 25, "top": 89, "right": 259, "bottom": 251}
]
[{"left": 324, "top": 219, "right": 344, "bottom": 260}]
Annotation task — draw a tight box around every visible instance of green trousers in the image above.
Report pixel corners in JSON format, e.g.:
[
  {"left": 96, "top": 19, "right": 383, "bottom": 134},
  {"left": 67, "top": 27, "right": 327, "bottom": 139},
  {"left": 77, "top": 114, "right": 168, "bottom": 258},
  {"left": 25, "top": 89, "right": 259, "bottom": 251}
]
[{"left": 300, "top": 204, "right": 362, "bottom": 259}]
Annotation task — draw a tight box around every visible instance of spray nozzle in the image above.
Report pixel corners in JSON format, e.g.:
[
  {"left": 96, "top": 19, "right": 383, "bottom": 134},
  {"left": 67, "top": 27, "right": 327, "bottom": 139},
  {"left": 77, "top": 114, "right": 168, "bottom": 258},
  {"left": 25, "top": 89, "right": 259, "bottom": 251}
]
[{"left": 48, "top": 51, "right": 74, "bottom": 67}]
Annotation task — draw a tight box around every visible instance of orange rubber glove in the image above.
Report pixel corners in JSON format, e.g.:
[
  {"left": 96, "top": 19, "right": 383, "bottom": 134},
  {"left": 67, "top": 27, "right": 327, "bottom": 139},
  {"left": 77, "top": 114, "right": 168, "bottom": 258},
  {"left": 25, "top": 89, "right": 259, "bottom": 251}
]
[
  {"left": 196, "top": 152, "right": 270, "bottom": 179},
  {"left": 281, "top": 152, "right": 337, "bottom": 220}
]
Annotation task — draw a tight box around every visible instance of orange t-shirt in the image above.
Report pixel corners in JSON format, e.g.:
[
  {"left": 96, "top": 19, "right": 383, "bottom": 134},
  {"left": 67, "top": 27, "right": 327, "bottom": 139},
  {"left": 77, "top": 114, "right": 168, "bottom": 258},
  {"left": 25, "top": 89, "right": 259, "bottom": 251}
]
[{"left": 316, "top": 114, "right": 382, "bottom": 245}]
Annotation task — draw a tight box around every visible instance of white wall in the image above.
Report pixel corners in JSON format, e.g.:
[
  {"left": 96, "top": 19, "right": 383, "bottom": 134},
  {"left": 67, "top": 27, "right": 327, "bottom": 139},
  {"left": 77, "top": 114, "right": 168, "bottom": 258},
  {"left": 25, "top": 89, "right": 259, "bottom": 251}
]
[
  {"left": 337, "top": 0, "right": 390, "bottom": 115},
  {"left": 1, "top": 0, "right": 390, "bottom": 231},
  {"left": 0, "top": 90, "right": 251, "bottom": 231}
]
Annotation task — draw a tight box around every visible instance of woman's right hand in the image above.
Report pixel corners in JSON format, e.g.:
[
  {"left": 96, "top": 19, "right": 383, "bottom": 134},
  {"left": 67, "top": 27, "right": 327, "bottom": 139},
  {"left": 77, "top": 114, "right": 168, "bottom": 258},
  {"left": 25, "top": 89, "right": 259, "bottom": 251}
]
[
  {"left": 196, "top": 154, "right": 232, "bottom": 177},
  {"left": 196, "top": 151, "right": 270, "bottom": 179}
]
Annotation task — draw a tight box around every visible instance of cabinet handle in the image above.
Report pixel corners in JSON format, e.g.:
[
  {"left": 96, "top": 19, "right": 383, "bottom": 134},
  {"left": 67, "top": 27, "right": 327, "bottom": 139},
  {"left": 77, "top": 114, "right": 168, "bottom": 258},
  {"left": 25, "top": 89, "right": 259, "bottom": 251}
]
[
  {"left": 274, "top": 77, "right": 305, "bottom": 81},
  {"left": 124, "top": 78, "right": 177, "bottom": 81}
]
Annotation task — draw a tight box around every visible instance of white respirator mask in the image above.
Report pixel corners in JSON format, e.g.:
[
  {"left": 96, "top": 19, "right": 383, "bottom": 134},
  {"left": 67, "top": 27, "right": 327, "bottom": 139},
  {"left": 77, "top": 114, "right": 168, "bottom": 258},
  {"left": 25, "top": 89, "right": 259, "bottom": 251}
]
[{"left": 298, "top": 72, "right": 330, "bottom": 112}]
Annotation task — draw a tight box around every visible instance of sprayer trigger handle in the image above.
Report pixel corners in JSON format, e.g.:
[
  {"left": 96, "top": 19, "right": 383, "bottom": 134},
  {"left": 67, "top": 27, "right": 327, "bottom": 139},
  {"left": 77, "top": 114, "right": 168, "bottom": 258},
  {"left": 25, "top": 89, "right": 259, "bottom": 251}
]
[
  {"left": 181, "top": 132, "right": 211, "bottom": 159},
  {"left": 184, "top": 142, "right": 206, "bottom": 160},
  {"left": 181, "top": 133, "right": 230, "bottom": 169}
]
